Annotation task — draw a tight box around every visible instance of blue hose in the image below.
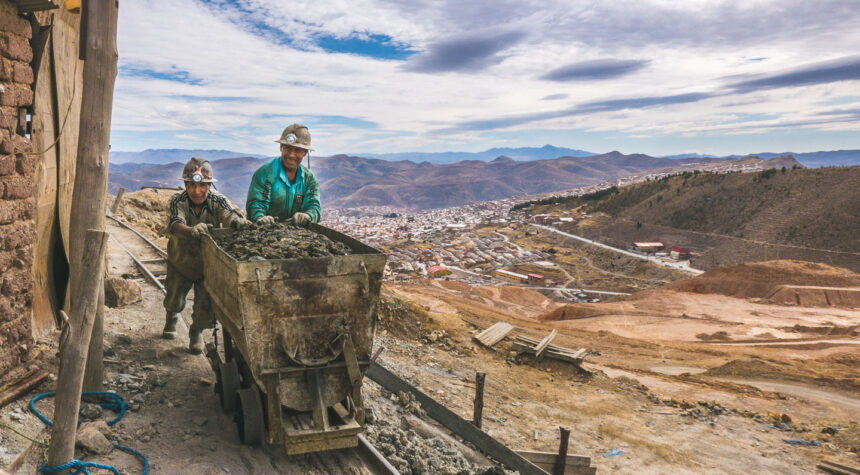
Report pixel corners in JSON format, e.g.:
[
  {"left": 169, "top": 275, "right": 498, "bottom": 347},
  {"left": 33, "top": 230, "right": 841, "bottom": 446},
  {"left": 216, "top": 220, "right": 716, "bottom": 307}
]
[{"left": 29, "top": 391, "right": 148, "bottom": 474}]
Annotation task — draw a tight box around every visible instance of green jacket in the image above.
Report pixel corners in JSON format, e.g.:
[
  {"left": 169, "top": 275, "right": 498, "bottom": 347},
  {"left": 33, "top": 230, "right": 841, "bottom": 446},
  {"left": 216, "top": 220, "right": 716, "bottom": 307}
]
[{"left": 246, "top": 159, "right": 321, "bottom": 223}]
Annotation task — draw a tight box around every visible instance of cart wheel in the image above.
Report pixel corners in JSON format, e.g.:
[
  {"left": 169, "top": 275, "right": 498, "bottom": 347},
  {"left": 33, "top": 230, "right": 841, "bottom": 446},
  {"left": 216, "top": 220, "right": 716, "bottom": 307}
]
[
  {"left": 236, "top": 386, "right": 265, "bottom": 445},
  {"left": 219, "top": 360, "right": 240, "bottom": 412}
]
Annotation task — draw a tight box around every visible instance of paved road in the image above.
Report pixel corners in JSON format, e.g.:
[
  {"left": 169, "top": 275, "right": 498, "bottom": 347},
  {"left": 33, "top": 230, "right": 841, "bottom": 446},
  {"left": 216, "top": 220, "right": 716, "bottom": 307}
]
[{"left": 530, "top": 224, "right": 705, "bottom": 275}]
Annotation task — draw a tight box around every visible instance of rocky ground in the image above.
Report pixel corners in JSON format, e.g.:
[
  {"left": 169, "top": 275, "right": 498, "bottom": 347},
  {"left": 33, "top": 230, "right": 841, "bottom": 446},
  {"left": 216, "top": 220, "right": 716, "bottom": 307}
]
[{"left": 2, "top": 191, "right": 858, "bottom": 474}]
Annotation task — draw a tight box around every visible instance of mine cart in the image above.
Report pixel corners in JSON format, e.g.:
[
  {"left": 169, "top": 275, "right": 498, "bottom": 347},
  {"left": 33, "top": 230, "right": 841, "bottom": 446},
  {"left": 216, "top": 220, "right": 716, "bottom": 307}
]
[{"left": 200, "top": 224, "right": 386, "bottom": 454}]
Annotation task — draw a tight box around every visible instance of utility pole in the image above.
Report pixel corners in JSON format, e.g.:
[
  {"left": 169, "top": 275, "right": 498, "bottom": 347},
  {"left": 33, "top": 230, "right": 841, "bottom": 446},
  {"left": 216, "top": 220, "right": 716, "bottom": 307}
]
[{"left": 46, "top": 1, "right": 118, "bottom": 471}]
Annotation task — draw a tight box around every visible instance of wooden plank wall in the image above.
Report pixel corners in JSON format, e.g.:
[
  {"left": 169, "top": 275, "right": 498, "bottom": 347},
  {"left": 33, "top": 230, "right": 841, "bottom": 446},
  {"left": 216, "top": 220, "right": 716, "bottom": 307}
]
[
  {"left": 53, "top": 8, "right": 82, "bottom": 268},
  {"left": 30, "top": 7, "right": 82, "bottom": 335}
]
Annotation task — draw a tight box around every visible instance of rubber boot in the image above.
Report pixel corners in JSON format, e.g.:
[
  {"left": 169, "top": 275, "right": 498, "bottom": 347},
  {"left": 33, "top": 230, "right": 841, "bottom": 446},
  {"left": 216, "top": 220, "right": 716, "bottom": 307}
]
[
  {"left": 188, "top": 324, "right": 204, "bottom": 355},
  {"left": 162, "top": 313, "right": 180, "bottom": 339}
]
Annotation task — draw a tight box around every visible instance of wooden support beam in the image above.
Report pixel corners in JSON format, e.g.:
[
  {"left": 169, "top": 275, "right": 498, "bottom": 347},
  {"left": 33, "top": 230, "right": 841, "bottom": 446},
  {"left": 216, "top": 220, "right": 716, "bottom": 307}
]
[
  {"left": 534, "top": 330, "right": 557, "bottom": 361},
  {"left": 473, "top": 372, "right": 485, "bottom": 429},
  {"left": 554, "top": 427, "right": 571, "bottom": 475},
  {"left": 47, "top": 0, "right": 118, "bottom": 470},
  {"left": 515, "top": 451, "right": 591, "bottom": 467},
  {"left": 45, "top": 230, "right": 109, "bottom": 472},
  {"left": 367, "top": 362, "right": 544, "bottom": 475},
  {"left": 818, "top": 459, "right": 860, "bottom": 475},
  {"left": 110, "top": 187, "right": 124, "bottom": 214}
]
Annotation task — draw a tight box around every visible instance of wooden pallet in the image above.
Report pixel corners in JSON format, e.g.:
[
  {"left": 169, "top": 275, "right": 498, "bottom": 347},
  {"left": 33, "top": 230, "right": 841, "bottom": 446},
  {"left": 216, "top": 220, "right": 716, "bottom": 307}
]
[
  {"left": 473, "top": 322, "right": 514, "bottom": 347},
  {"left": 512, "top": 335, "right": 592, "bottom": 373}
]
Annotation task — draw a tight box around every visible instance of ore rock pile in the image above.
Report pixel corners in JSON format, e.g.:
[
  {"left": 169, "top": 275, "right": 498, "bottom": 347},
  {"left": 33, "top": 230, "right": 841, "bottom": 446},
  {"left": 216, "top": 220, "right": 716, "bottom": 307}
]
[
  {"left": 364, "top": 390, "right": 508, "bottom": 475},
  {"left": 213, "top": 222, "right": 351, "bottom": 261}
]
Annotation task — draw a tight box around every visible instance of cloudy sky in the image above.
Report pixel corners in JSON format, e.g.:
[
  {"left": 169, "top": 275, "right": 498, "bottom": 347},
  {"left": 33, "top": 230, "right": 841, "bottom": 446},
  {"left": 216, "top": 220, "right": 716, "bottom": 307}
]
[{"left": 111, "top": 0, "right": 860, "bottom": 157}]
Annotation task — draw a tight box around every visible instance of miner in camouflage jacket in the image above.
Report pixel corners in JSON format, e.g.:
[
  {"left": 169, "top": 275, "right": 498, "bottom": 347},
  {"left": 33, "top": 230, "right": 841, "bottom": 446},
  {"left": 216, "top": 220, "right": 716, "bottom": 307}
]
[{"left": 163, "top": 157, "right": 249, "bottom": 354}]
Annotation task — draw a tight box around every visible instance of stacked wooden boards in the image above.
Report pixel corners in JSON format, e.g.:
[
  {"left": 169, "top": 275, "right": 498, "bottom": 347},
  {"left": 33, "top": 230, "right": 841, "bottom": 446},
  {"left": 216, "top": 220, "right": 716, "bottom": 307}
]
[
  {"left": 512, "top": 335, "right": 591, "bottom": 373},
  {"left": 473, "top": 322, "right": 514, "bottom": 347}
]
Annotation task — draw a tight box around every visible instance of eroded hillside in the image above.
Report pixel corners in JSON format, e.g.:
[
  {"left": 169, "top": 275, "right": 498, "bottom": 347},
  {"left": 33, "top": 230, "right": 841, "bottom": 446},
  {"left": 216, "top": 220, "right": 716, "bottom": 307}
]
[{"left": 518, "top": 166, "right": 860, "bottom": 271}]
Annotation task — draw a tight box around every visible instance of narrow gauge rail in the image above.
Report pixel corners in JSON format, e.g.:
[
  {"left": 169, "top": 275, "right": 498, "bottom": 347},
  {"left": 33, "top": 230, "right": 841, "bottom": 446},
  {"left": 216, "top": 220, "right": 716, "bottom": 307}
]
[{"left": 105, "top": 214, "right": 400, "bottom": 474}]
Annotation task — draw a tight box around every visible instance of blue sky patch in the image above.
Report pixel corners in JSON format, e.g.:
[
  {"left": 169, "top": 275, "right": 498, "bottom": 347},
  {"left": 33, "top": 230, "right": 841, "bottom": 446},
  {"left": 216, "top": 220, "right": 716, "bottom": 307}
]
[
  {"left": 119, "top": 65, "right": 204, "bottom": 85},
  {"left": 315, "top": 33, "right": 415, "bottom": 60}
]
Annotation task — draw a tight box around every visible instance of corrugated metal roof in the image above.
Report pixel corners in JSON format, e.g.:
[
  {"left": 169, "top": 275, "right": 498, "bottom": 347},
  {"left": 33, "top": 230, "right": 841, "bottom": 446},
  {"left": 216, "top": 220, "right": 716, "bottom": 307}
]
[{"left": 10, "top": 0, "right": 59, "bottom": 12}]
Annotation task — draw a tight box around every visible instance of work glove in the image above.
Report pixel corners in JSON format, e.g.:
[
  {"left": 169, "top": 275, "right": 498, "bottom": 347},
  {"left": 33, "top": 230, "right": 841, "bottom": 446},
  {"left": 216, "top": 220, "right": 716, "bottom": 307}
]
[
  {"left": 190, "top": 223, "right": 212, "bottom": 239},
  {"left": 232, "top": 217, "right": 252, "bottom": 229},
  {"left": 257, "top": 215, "right": 276, "bottom": 225},
  {"left": 293, "top": 212, "right": 311, "bottom": 228}
]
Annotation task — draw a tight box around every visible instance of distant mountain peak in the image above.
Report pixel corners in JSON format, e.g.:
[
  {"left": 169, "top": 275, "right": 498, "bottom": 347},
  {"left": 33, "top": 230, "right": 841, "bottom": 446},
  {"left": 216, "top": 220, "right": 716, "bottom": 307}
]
[
  {"left": 356, "top": 145, "right": 596, "bottom": 164},
  {"left": 492, "top": 155, "right": 514, "bottom": 162}
]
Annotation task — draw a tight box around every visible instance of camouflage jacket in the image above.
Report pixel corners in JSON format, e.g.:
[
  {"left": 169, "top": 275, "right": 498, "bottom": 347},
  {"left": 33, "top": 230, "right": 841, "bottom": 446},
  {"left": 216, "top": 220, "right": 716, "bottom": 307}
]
[{"left": 166, "top": 189, "right": 242, "bottom": 281}]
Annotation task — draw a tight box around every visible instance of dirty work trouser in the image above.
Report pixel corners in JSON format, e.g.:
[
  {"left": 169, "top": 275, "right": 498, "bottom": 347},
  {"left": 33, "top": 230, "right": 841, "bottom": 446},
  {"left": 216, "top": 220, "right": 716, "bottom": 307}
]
[{"left": 162, "top": 262, "right": 215, "bottom": 330}]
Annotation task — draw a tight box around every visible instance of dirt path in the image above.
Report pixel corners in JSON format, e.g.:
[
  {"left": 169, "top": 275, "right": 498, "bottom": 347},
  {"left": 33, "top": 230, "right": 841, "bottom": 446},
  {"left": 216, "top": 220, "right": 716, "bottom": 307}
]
[
  {"left": 719, "top": 379, "right": 860, "bottom": 413},
  {"left": 7, "top": 220, "right": 375, "bottom": 474},
  {"left": 532, "top": 224, "right": 704, "bottom": 274}
]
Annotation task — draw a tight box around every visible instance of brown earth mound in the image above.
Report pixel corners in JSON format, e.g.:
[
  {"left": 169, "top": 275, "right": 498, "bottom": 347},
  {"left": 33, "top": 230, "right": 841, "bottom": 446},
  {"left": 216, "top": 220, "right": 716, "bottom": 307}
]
[
  {"left": 666, "top": 260, "right": 860, "bottom": 301},
  {"left": 783, "top": 324, "right": 859, "bottom": 336},
  {"left": 496, "top": 286, "right": 555, "bottom": 307},
  {"left": 109, "top": 189, "right": 175, "bottom": 241},
  {"left": 437, "top": 280, "right": 472, "bottom": 293},
  {"left": 703, "top": 359, "right": 788, "bottom": 378},
  {"left": 767, "top": 285, "right": 860, "bottom": 308},
  {"left": 539, "top": 304, "right": 603, "bottom": 321},
  {"left": 696, "top": 331, "right": 732, "bottom": 341}
]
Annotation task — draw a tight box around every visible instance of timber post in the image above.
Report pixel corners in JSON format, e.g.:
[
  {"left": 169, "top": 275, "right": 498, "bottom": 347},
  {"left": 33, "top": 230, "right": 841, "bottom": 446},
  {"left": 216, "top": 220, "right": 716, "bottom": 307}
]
[
  {"left": 44, "top": 230, "right": 108, "bottom": 471},
  {"left": 473, "top": 371, "right": 486, "bottom": 429},
  {"left": 46, "top": 0, "right": 119, "bottom": 470},
  {"left": 554, "top": 426, "right": 571, "bottom": 475}
]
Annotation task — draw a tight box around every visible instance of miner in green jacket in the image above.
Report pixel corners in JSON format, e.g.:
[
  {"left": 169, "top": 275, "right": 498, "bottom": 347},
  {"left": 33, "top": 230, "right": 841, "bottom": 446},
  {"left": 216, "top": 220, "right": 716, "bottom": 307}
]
[{"left": 246, "top": 123, "right": 321, "bottom": 227}]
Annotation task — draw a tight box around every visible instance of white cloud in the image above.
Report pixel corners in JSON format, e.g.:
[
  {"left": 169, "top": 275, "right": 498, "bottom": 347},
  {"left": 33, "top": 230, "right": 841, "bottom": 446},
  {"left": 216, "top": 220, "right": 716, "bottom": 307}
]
[{"left": 111, "top": 0, "right": 860, "bottom": 156}]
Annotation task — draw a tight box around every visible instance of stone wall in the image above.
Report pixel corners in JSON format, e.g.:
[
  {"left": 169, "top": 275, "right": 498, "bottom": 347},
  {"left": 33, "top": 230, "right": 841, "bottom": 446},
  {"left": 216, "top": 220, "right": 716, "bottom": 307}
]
[{"left": 0, "top": 1, "right": 34, "bottom": 376}]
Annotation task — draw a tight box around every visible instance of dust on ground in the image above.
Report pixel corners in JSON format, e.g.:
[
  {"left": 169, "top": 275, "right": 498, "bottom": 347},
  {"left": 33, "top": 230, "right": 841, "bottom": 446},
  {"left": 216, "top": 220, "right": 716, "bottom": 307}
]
[
  {"left": 213, "top": 222, "right": 351, "bottom": 260},
  {"left": 5, "top": 203, "right": 860, "bottom": 474},
  {"left": 1, "top": 217, "right": 504, "bottom": 474},
  {"left": 377, "top": 256, "right": 860, "bottom": 473}
]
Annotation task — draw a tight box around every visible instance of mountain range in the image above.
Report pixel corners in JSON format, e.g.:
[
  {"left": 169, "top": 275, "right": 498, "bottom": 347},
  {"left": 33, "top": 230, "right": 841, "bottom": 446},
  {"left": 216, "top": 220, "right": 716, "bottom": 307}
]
[
  {"left": 109, "top": 151, "right": 730, "bottom": 210},
  {"left": 110, "top": 146, "right": 860, "bottom": 168},
  {"left": 108, "top": 146, "right": 860, "bottom": 211},
  {"left": 357, "top": 145, "right": 594, "bottom": 164},
  {"left": 662, "top": 150, "right": 860, "bottom": 167}
]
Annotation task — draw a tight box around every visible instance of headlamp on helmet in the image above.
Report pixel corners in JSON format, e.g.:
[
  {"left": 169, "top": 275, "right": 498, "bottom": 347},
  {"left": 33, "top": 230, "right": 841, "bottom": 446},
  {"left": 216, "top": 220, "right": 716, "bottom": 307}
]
[
  {"left": 286, "top": 133, "right": 297, "bottom": 144},
  {"left": 192, "top": 168, "right": 203, "bottom": 183}
]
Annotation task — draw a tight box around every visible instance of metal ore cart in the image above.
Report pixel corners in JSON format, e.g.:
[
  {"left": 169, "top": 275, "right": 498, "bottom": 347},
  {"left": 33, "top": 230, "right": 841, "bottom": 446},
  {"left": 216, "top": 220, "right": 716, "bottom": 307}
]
[{"left": 201, "top": 223, "right": 386, "bottom": 454}]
